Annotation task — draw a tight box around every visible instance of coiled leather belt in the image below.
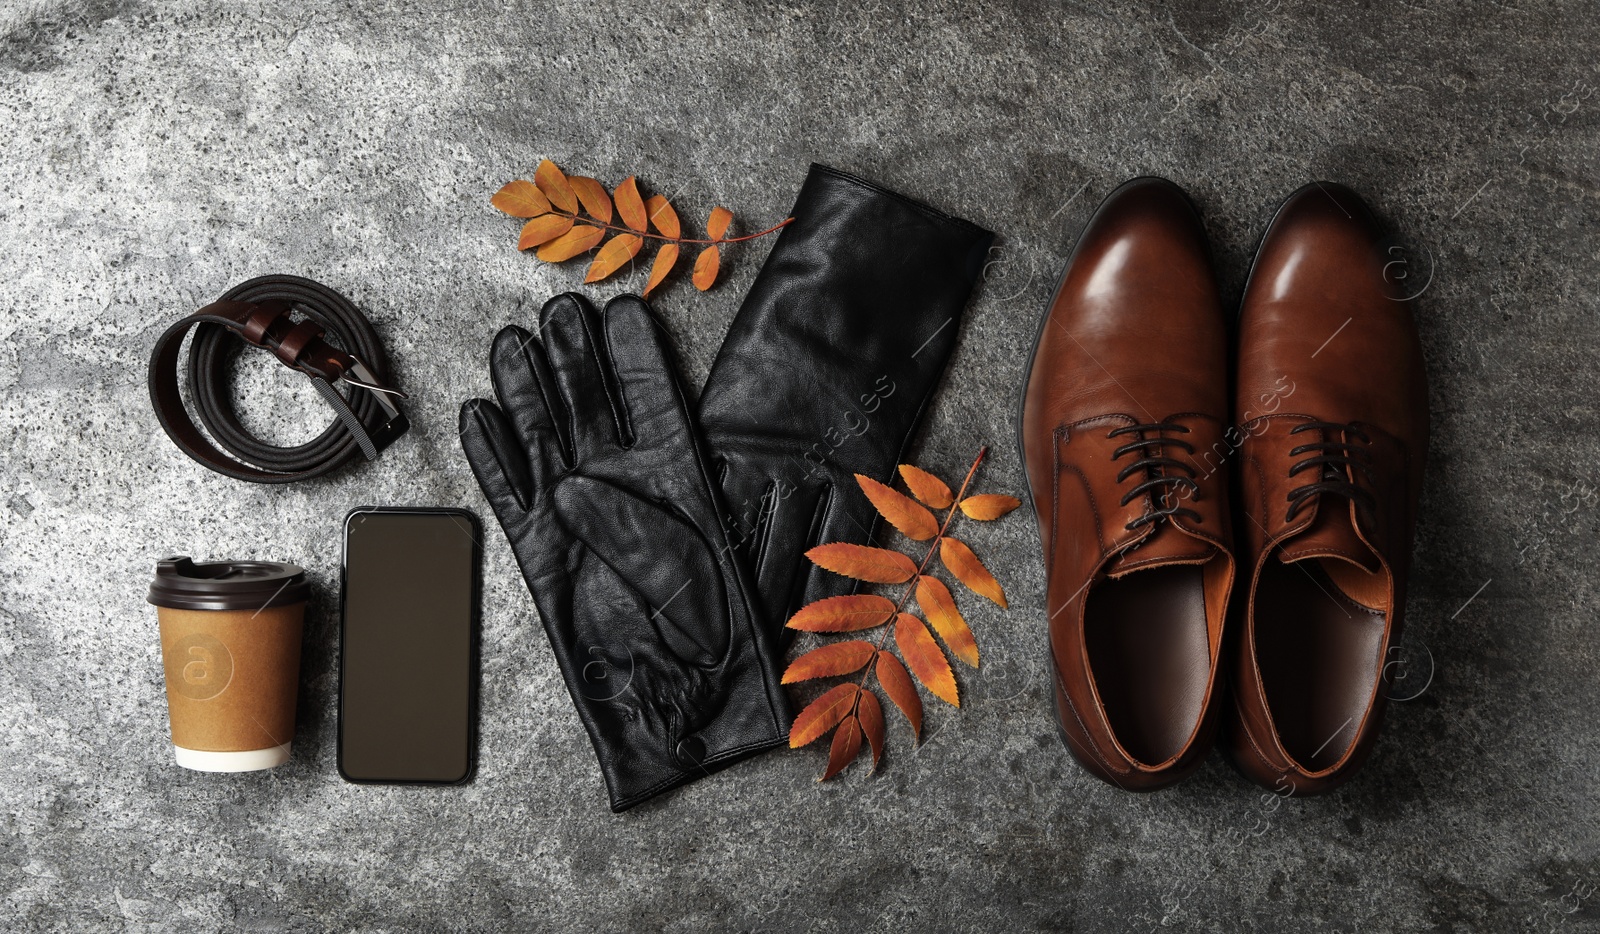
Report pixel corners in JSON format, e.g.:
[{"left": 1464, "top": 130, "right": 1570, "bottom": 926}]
[{"left": 148, "top": 274, "right": 409, "bottom": 483}]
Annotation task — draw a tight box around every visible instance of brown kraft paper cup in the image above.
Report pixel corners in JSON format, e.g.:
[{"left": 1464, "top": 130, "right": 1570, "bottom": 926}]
[{"left": 149, "top": 557, "right": 309, "bottom": 772}]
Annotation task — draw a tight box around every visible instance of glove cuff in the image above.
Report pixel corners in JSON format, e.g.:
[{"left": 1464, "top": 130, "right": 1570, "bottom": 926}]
[
  {"left": 697, "top": 163, "right": 994, "bottom": 639},
  {"left": 604, "top": 727, "right": 787, "bottom": 813}
]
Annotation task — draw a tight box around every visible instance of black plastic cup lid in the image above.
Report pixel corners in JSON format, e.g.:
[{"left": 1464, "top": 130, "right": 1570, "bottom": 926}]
[{"left": 148, "top": 556, "right": 311, "bottom": 611}]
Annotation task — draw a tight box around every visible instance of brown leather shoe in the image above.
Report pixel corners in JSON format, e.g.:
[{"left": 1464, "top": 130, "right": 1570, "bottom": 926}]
[
  {"left": 1227, "top": 182, "right": 1428, "bottom": 795},
  {"left": 1018, "top": 178, "right": 1235, "bottom": 791}
]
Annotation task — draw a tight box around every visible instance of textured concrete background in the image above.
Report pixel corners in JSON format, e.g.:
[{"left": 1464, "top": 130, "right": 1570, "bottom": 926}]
[{"left": 2, "top": 1, "right": 1597, "bottom": 931}]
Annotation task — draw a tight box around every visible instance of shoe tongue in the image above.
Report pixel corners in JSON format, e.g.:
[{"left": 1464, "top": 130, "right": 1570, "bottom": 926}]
[
  {"left": 1108, "top": 521, "right": 1215, "bottom": 577},
  {"left": 1278, "top": 500, "right": 1379, "bottom": 571}
]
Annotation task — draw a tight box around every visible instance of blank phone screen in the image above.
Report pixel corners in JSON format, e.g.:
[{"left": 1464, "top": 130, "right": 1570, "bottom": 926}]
[{"left": 340, "top": 509, "right": 478, "bottom": 783}]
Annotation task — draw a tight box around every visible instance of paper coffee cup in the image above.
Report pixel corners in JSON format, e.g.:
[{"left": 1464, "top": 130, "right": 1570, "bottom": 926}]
[{"left": 148, "top": 556, "right": 309, "bottom": 772}]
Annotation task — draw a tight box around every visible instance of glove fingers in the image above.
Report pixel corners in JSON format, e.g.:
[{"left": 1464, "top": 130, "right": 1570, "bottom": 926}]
[
  {"left": 601, "top": 295, "right": 684, "bottom": 447},
  {"left": 715, "top": 465, "right": 771, "bottom": 564},
  {"left": 553, "top": 475, "right": 731, "bottom": 668},
  {"left": 539, "top": 292, "right": 627, "bottom": 457},
  {"left": 490, "top": 324, "right": 570, "bottom": 469},
  {"left": 459, "top": 397, "right": 536, "bottom": 515},
  {"left": 751, "top": 480, "right": 835, "bottom": 634}
]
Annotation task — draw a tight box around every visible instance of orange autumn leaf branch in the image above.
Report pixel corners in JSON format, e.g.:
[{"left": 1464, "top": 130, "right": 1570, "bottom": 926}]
[
  {"left": 785, "top": 446, "right": 1021, "bottom": 780},
  {"left": 491, "top": 160, "right": 794, "bottom": 297}
]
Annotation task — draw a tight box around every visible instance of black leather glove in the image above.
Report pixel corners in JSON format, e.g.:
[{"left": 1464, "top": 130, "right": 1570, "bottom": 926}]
[
  {"left": 698, "top": 164, "right": 994, "bottom": 643},
  {"left": 460, "top": 293, "right": 788, "bottom": 811}
]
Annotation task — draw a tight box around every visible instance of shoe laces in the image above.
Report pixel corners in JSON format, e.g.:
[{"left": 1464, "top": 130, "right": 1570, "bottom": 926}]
[
  {"left": 1284, "top": 421, "right": 1376, "bottom": 523},
  {"left": 1108, "top": 422, "right": 1202, "bottom": 532}
]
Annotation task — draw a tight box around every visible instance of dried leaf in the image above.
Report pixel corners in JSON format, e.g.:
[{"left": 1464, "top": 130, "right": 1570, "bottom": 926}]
[
  {"left": 583, "top": 234, "right": 643, "bottom": 283},
  {"left": 915, "top": 575, "right": 979, "bottom": 668},
  {"left": 806, "top": 542, "right": 917, "bottom": 585},
  {"left": 642, "top": 243, "right": 678, "bottom": 298},
  {"left": 960, "top": 494, "right": 1022, "bottom": 521},
  {"left": 822, "top": 716, "right": 863, "bottom": 780},
  {"left": 874, "top": 651, "right": 922, "bottom": 741},
  {"left": 614, "top": 176, "right": 648, "bottom": 232},
  {"left": 518, "top": 214, "right": 575, "bottom": 250},
  {"left": 569, "top": 176, "right": 613, "bottom": 223},
  {"left": 535, "top": 225, "right": 606, "bottom": 262},
  {"left": 898, "top": 465, "right": 954, "bottom": 510},
  {"left": 645, "top": 194, "right": 680, "bottom": 238},
  {"left": 492, "top": 180, "right": 551, "bottom": 218},
  {"left": 782, "top": 641, "right": 878, "bottom": 683},
  {"left": 940, "top": 537, "right": 1007, "bottom": 608},
  {"left": 534, "top": 159, "right": 578, "bottom": 214},
  {"left": 895, "top": 613, "right": 959, "bottom": 706},
  {"left": 855, "top": 473, "right": 939, "bottom": 541},
  {"left": 787, "top": 594, "right": 897, "bottom": 632},
  {"left": 707, "top": 205, "right": 733, "bottom": 241},
  {"left": 789, "top": 683, "right": 859, "bottom": 749},
  {"left": 858, "top": 688, "right": 885, "bottom": 770},
  {"left": 692, "top": 245, "right": 720, "bottom": 291}
]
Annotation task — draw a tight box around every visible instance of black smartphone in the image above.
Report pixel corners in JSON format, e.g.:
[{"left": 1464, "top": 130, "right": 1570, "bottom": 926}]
[{"left": 339, "top": 507, "right": 480, "bottom": 784}]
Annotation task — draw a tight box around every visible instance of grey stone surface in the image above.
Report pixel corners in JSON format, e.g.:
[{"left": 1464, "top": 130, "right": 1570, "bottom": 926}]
[{"left": 2, "top": 0, "right": 1597, "bottom": 930}]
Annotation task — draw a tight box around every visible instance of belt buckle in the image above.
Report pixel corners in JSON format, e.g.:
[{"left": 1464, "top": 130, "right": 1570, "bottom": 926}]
[{"left": 341, "top": 358, "right": 410, "bottom": 454}]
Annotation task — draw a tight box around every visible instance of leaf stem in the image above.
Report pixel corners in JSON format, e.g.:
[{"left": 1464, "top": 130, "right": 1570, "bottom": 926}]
[{"left": 544, "top": 210, "right": 793, "bottom": 246}]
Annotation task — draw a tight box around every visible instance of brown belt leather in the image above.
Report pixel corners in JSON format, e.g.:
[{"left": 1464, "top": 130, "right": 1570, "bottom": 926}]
[{"left": 148, "top": 275, "right": 409, "bottom": 483}]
